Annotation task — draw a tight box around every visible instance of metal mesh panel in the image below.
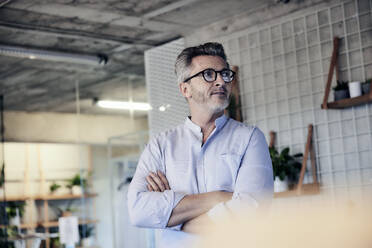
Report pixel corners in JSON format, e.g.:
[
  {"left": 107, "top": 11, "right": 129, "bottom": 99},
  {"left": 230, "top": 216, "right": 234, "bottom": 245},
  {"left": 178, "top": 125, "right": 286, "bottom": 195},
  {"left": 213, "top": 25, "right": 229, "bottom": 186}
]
[
  {"left": 144, "top": 38, "right": 188, "bottom": 137},
  {"left": 215, "top": 0, "right": 372, "bottom": 203}
]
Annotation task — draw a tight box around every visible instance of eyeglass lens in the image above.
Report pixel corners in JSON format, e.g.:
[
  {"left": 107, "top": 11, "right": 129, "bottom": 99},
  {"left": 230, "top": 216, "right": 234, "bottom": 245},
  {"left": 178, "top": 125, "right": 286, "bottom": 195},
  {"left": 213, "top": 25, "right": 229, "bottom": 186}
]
[{"left": 202, "top": 69, "right": 234, "bottom": 83}]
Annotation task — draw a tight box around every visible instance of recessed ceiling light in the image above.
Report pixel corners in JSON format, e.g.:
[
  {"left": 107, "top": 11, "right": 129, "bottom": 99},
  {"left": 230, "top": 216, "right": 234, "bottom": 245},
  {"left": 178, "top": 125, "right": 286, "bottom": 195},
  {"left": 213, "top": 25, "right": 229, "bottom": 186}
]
[
  {"left": 96, "top": 100, "right": 152, "bottom": 111},
  {"left": 0, "top": 44, "right": 108, "bottom": 66}
]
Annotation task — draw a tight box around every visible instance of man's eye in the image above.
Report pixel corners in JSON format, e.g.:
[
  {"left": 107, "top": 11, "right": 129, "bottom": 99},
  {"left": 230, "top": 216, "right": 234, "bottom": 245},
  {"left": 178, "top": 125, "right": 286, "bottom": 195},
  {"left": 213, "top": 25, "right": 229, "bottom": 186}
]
[
  {"left": 204, "top": 70, "right": 213, "bottom": 77},
  {"left": 221, "top": 70, "right": 231, "bottom": 77}
]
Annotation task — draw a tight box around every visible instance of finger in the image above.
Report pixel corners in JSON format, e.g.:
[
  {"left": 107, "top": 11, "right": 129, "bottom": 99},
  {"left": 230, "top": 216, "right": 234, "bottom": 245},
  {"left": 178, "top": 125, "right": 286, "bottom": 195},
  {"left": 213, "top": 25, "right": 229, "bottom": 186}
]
[
  {"left": 150, "top": 172, "right": 165, "bottom": 192},
  {"left": 146, "top": 175, "right": 160, "bottom": 191},
  {"left": 157, "top": 171, "right": 170, "bottom": 190},
  {"left": 147, "top": 184, "right": 153, "bottom": 192}
]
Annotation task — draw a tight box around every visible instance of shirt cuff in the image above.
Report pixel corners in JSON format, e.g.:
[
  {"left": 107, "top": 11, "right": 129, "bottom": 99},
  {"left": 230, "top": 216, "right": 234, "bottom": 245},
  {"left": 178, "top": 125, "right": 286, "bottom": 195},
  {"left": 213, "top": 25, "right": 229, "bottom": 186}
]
[{"left": 165, "top": 191, "right": 187, "bottom": 231}]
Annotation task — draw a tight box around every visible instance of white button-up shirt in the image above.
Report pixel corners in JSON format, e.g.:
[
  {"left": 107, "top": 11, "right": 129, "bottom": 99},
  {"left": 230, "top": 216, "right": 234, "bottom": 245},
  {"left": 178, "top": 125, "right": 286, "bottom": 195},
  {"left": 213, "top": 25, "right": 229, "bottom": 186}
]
[{"left": 127, "top": 115, "right": 273, "bottom": 247}]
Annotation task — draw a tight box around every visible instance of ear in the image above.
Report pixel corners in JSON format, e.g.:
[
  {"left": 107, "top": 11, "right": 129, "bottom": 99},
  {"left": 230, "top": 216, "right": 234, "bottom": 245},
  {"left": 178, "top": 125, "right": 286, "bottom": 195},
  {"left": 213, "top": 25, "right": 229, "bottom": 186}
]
[{"left": 179, "top": 82, "right": 191, "bottom": 98}]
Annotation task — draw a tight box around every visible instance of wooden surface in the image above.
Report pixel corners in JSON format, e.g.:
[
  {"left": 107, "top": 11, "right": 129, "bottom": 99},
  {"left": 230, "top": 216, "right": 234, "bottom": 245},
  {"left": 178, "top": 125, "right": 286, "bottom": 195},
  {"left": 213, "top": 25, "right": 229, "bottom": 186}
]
[
  {"left": 274, "top": 183, "right": 320, "bottom": 198},
  {"left": 0, "top": 219, "right": 98, "bottom": 229},
  {"left": 1, "top": 193, "right": 97, "bottom": 202},
  {"left": 297, "top": 125, "right": 315, "bottom": 193},
  {"left": 0, "top": 223, "right": 38, "bottom": 229},
  {"left": 0, "top": 196, "right": 29, "bottom": 201},
  {"left": 34, "top": 193, "right": 98, "bottom": 200},
  {"left": 269, "top": 131, "right": 276, "bottom": 148},
  {"left": 321, "top": 36, "right": 372, "bottom": 110},
  {"left": 225, "top": 65, "right": 242, "bottom": 122},
  {"left": 41, "top": 219, "right": 98, "bottom": 228},
  {"left": 270, "top": 124, "right": 319, "bottom": 198},
  {"left": 322, "top": 37, "right": 339, "bottom": 109},
  {"left": 324, "top": 91, "right": 372, "bottom": 109}
]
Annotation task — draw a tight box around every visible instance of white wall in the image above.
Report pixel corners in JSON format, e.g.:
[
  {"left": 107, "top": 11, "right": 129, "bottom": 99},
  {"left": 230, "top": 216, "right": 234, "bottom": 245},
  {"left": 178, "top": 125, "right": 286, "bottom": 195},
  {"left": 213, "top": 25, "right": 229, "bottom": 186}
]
[
  {"left": 4, "top": 111, "right": 148, "bottom": 145},
  {"left": 91, "top": 145, "right": 113, "bottom": 248},
  {"left": 3, "top": 142, "right": 90, "bottom": 197},
  {"left": 144, "top": 38, "right": 188, "bottom": 136}
]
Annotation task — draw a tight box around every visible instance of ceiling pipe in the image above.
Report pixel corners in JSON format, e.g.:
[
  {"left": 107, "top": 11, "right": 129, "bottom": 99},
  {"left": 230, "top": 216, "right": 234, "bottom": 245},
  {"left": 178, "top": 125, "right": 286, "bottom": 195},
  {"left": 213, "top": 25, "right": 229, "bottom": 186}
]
[
  {"left": 0, "top": 44, "right": 108, "bottom": 66},
  {"left": 0, "top": 0, "right": 11, "bottom": 8}
]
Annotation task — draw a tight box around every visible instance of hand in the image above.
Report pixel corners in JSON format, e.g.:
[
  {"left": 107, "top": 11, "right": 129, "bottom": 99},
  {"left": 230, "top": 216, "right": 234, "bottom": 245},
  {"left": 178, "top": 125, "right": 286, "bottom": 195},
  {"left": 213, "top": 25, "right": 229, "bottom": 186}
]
[{"left": 146, "top": 170, "right": 170, "bottom": 192}]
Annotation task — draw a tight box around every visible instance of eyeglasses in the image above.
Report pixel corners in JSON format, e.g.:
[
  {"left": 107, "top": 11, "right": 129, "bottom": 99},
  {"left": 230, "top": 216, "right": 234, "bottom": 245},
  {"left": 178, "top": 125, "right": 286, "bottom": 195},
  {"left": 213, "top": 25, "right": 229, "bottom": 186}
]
[{"left": 183, "top": 68, "right": 235, "bottom": 83}]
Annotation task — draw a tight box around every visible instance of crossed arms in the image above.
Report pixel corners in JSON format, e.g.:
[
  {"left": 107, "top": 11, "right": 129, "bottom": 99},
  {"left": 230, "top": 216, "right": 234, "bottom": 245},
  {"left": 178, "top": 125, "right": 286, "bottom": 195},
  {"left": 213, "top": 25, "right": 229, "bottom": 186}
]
[
  {"left": 145, "top": 171, "right": 232, "bottom": 233},
  {"left": 127, "top": 128, "right": 274, "bottom": 233}
]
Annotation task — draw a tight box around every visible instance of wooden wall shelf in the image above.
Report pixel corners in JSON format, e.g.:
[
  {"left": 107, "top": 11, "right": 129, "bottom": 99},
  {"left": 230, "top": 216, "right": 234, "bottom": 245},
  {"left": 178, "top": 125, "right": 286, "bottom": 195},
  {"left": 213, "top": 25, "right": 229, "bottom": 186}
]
[
  {"left": 0, "top": 145, "right": 97, "bottom": 248},
  {"left": 0, "top": 223, "right": 38, "bottom": 229},
  {"left": 1, "top": 193, "right": 97, "bottom": 202},
  {"left": 270, "top": 125, "right": 319, "bottom": 198},
  {"left": 321, "top": 36, "right": 372, "bottom": 109},
  {"left": 41, "top": 219, "right": 98, "bottom": 228},
  {"left": 34, "top": 193, "right": 98, "bottom": 201},
  {"left": 0, "top": 219, "right": 98, "bottom": 229},
  {"left": 0, "top": 196, "right": 29, "bottom": 202},
  {"left": 323, "top": 93, "right": 372, "bottom": 109}
]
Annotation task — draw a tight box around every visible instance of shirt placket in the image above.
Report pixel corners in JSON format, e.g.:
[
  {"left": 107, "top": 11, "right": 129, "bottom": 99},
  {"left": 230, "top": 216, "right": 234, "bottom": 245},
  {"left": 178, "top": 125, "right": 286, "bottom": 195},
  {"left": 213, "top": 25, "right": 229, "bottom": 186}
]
[{"left": 199, "top": 127, "right": 219, "bottom": 193}]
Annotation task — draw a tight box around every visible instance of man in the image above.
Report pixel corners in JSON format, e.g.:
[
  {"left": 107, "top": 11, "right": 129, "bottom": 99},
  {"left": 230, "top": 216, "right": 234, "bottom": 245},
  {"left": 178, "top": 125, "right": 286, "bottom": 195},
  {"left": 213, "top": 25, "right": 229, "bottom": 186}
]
[{"left": 127, "top": 42, "right": 273, "bottom": 247}]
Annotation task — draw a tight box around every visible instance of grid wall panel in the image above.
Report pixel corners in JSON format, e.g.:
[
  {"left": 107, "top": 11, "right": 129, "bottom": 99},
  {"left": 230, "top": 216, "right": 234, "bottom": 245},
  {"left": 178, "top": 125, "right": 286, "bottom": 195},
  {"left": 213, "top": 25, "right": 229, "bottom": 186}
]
[
  {"left": 144, "top": 39, "right": 188, "bottom": 137},
  {"left": 217, "top": 0, "right": 372, "bottom": 202}
]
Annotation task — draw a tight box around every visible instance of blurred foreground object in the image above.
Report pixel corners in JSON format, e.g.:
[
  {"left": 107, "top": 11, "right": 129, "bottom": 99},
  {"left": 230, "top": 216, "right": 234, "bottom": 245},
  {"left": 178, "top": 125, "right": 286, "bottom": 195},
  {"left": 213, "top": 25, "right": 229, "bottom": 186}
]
[{"left": 197, "top": 203, "right": 372, "bottom": 248}]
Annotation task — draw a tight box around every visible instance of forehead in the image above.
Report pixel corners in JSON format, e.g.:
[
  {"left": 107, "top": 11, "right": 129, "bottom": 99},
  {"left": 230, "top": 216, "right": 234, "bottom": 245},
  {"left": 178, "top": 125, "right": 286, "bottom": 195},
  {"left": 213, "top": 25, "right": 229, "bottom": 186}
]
[{"left": 190, "top": 55, "right": 227, "bottom": 72}]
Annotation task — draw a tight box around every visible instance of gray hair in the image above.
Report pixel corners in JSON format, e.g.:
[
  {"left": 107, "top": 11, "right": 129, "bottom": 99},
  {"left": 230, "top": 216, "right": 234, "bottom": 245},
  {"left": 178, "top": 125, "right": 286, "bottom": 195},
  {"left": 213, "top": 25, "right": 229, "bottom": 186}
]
[{"left": 174, "top": 42, "right": 229, "bottom": 83}]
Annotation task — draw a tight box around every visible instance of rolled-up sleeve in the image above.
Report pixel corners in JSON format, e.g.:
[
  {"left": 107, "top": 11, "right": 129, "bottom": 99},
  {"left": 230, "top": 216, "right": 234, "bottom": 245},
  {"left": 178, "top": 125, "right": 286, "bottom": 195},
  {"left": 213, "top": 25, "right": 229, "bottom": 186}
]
[
  {"left": 127, "top": 137, "right": 186, "bottom": 228},
  {"left": 208, "top": 128, "right": 273, "bottom": 220}
]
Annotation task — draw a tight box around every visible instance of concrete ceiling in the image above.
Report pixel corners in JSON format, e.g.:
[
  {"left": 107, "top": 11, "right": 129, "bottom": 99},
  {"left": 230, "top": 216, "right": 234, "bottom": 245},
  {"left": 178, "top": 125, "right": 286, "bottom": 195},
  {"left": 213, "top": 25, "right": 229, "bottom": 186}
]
[{"left": 0, "top": 0, "right": 272, "bottom": 116}]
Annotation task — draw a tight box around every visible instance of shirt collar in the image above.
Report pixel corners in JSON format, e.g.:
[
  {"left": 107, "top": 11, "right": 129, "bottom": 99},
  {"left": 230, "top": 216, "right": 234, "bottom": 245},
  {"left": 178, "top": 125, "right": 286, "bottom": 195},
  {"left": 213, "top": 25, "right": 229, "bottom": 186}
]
[{"left": 184, "top": 114, "right": 229, "bottom": 134}]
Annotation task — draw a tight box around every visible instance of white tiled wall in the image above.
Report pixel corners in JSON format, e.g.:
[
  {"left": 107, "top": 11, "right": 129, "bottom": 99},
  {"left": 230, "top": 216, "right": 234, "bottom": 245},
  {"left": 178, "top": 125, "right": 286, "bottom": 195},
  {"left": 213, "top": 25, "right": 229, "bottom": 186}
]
[
  {"left": 145, "top": 0, "right": 372, "bottom": 205},
  {"left": 144, "top": 38, "right": 188, "bottom": 137},
  {"left": 215, "top": 0, "right": 372, "bottom": 202}
]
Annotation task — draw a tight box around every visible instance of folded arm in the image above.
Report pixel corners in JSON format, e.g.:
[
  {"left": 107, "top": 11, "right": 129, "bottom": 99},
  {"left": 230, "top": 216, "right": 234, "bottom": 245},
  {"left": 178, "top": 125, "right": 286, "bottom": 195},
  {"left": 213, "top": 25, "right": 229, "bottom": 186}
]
[
  {"left": 182, "top": 128, "right": 274, "bottom": 233},
  {"left": 146, "top": 170, "right": 232, "bottom": 227},
  {"left": 127, "top": 138, "right": 232, "bottom": 229}
]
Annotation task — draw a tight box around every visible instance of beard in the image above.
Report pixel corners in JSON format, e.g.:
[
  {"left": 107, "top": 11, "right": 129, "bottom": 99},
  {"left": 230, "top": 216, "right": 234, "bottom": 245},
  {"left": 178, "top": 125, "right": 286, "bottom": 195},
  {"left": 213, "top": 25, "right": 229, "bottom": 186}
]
[{"left": 190, "top": 86, "right": 230, "bottom": 113}]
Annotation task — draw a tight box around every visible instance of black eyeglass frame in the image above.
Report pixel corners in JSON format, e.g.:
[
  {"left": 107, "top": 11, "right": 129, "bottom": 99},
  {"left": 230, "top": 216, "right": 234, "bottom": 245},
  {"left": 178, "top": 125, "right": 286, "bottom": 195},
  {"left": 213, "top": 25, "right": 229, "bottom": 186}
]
[{"left": 183, "top": 68, "right": 235, "bottom": 83}]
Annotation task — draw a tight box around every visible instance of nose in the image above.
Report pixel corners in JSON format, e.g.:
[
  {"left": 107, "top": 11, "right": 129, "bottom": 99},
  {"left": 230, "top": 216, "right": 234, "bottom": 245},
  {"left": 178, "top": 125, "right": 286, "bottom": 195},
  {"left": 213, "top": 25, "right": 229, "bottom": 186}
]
[{"left": 214, "top": 72, "right": 226, "bottom": 87}]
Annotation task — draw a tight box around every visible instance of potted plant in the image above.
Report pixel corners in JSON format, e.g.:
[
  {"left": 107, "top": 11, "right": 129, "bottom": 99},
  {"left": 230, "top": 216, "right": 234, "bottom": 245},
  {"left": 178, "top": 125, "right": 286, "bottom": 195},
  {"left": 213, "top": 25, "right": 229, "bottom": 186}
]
[
  {"left": 67, "top": 174, "right": 87, "bottom": 195},
  {"left": 6, "top": 201, "right": 26, "bottom": 226},
  {"left": 49, "top": 201, "right": 77, "bottom": 221},
  {"left": 269, "top": 147, "right": 302, "bottom": 192},
  {"left": 0, "top": 227, "right": 16, "bottom": 248},
  {"left": 79, "top": 224, "right": 95, "bottom": 247},
  {"left": 333, "top": 80, "right": 349, "bottom": 101},
  {"left": 362, "top": 78, "right": 371, "bottom": 95},
  {"left": 49, "top": 182, "right": 61, "bottom": 195}
]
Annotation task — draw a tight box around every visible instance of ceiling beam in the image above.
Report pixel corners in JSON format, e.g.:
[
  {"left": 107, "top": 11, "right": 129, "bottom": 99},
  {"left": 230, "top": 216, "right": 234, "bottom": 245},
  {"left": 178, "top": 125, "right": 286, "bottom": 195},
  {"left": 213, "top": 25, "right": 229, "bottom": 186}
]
[
  {"left": 0, "top": 20, "right": 156, "bottom": 46},
  {"left": 6, "top": 3, "right": 195, "bottom": 32},
  {"left": 142, "top": 0, "right": 198, "bottom": 19},
  {"left": 0, "top": 0, "right": 11, "bottom": 8}
]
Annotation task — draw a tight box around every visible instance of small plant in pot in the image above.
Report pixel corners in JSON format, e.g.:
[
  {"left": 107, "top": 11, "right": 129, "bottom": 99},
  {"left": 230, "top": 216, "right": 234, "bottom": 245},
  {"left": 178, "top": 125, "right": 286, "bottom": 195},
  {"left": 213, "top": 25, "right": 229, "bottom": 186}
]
[
  {"left": 67, "top": 174, "right": 87, "bottom": 195},
  {"left": 0, "top": 227, "right": 16, "bottom": 248},
  {"left": 269, "top": 147, "right": 302, "bottom": 193},
  {"left": 333, "top": 80, "right": 350, "bottom": 101},
  {"left": 361, "top": 78, "right": 371, "bottom": 95},
  {"left": 49, "top": 182, "right": 61, "bottom": 195},
  {"left": 6, "top": 201, "right": 26, "bottom": 226},
  {"left": 79, "top": 224, "right": 95, "bottom": 247}
]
